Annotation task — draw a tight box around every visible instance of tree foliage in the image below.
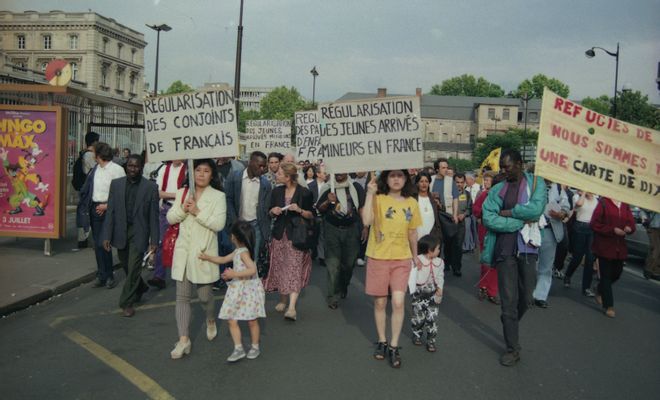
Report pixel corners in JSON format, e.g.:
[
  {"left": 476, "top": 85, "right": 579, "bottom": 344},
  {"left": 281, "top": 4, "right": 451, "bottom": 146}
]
[
  {"left": 164, "top": 80, "right": 194, "bottom": 94},
  {"left": 511, "top": 74, "right": 570, "bottom": 98},
  {"left": 473, "top": 128, "right": 538, "bottom": 165},
  {"left": 580, "top": 95, "right": 611, "bottom": 115},
  {"left": 429, "top": 74, "right": 505, "bottom": 97},
  {"left": 447, "top": 157, "right": 478, "bottom": 173},
  {"left": 238, "top": 108, "right": 261, "bottom": 133},
  {"left": 259, "top": 86, "right": 307, "bottom": 120}
]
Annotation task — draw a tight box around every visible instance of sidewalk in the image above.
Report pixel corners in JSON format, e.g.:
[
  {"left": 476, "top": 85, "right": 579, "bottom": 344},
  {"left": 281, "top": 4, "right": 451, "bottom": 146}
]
[{"left": 0, "top": 211, "right": 105, "bottom": 316}]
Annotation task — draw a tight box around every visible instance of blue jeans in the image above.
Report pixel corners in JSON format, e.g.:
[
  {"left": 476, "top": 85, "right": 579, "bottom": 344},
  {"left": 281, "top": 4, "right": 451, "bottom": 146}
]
[
  {"left": 249, "top": 219, "right": 263, "bottom": 263},
  {"left": 90, "top": 204, "right": 113, "bottom": 283},
  {"left": 533, "top": 228, "right": 557, "bottom": 301}
]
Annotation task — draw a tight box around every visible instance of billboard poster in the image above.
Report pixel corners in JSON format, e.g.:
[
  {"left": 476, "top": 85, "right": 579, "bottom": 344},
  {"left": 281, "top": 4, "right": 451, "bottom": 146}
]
[{"left": 0, "top": 106, "right": 66, "bottom": 238}]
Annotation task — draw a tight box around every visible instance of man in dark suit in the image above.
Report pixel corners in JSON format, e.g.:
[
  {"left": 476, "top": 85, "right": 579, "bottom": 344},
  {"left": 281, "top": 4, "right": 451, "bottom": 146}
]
[
  {"left": 103, "top": 155, "right": 159, "bottom": 317},
  {"left": 224, "top": 151, "right": 271, "bottom": 261}
]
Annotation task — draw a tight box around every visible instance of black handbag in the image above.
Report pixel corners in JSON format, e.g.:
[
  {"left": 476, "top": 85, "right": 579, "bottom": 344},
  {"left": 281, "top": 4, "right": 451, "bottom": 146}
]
[
  {"left": 437, "top": 211, "right": 458, "bottom": 238},
  {"left": 290, "top": 215, "right": 316, "bottom": 251},
  {"left": 257, "top": 242, "right": 270, "bottom": 278}
]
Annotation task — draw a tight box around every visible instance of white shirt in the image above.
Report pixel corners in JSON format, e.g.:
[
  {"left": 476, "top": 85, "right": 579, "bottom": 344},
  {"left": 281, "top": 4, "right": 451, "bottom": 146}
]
[
  {"left": 92, "top": 161, "right": 125, "bottom": 202},
  {"left": 239, "top": 169, "right": 260, "bottom": 221},
  {"left": 157, "top": 163, "right": 185, "bottom": 193},
  {"left": 467, "top": 183, "right": 481, "bottom": 202},
  {"left": 416, "top": 196, "right": 436, "bottom": 238},
  {"left": 573, "top": 194, "right": 599, "bottom": 223}
]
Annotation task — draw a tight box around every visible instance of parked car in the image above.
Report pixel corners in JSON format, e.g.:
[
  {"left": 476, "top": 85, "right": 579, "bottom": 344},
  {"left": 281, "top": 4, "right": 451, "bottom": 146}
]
[{"left": 626, "top": 207, "right": 649, "bottom": 259}]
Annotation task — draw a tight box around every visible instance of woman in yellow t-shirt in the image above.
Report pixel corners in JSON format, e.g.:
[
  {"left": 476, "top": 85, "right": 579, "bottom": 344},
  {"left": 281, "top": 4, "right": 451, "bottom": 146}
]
[{"left": 362, "top": 169, "right": 421, "bottom": 369}]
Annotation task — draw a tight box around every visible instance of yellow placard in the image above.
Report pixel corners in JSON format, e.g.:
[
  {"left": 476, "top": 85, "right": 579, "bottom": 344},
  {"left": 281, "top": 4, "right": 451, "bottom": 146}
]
[{"left": 536, "top": 88, "right": 659, "bottom": 212}]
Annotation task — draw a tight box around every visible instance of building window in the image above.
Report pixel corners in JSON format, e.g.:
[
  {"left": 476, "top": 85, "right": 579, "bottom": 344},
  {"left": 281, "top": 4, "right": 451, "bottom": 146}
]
[
  {"left": 503, "top": 108, "right": 510, "bottom": 121},
  {"left": 116, "top": 68, "right": 124, "bottom": 90},
  {"left": 69, "top": 35, "right": 78, "bottom": 50},
  {"left": 131, "top": 49, "right": 136, "bottom": 63},
  {"left": 129, "top": 73, "right": 137, "bottom": 94},
  {"left": 100, "top": 64, "right": 109, "bottom": 88},
  {"left": 41, "top": 62, "right": 48, "bottom": 73},
  {"left": 70, "top": 62, "right": 78, "bottom": 80},
  {"left": 44, "top": 35, "right": 52, "bottom": 50},
  {"left": 117, "top": 43, "right": 123, "bottom": 59},
  {"left": 529, "top": 111, "right": 539, "bottom": 122},
  {"left": 488, "top": 108, "right": 495, "bottom": 119},
  {"left": 102, "top": 38, "right": 109, "bottom": 53},
  {"left": 17, "top": 35, "right": 26, "bottom": 49},
  {"left": 456, "top": 133, "right": 462, "bottom": 143}
]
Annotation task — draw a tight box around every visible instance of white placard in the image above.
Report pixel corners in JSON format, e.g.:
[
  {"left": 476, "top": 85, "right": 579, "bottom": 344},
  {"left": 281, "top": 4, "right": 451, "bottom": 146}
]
[
  {"left": 294, "top": 110, "right": 322, "bottom": 162},
  {"left": 318, "top": 96, "right": 424, "bottom": 174},
  {"left": 143, "top": 89, "right": 239, "bottom": 163},
  {"left": 242, "top": 119, "right": 292, "bottom": 155}
]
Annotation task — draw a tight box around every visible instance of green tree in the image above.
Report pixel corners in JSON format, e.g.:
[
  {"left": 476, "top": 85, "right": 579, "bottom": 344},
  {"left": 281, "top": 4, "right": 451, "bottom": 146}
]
[
  {"left": 512, "top": 74, "right": 570, "bottom": 98},
  {"left": 581, "top": 95, "right": 611, "bottom": 115},
  {"left": 429, "top": 74, "right": 505, "bottom": 97},
  {"left": 447, "top": 157, "right": 478, "bottom": 173},
  {"left": 238, "top": 108, "right": 261, "bottom": 133},
  {"left": 164, "top": 80, "right": 194, "bottom": 94},
  {"left": 473, "top": 128, "right": 537, "bottom": 165},
  {"left": 615, "top": 90, "right": 660, "bottom": 130},
  {"left": 259, "top": 86, "right": 306, "bottom": 120}
]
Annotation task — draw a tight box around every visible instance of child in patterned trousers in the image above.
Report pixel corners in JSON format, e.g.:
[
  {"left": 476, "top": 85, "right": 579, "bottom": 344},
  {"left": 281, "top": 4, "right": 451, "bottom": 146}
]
[{"left": 410, "top": 234, "right": 445, "bottom": 352}]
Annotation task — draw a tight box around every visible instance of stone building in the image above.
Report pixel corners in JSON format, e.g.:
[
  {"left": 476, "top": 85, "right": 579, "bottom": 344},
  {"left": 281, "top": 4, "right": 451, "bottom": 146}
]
[
  {"left": 337, "top": 88, "right": 541, "bottom": 165},
  {"left": 0, "top": 10, "right": 146, "bottom": 101}
]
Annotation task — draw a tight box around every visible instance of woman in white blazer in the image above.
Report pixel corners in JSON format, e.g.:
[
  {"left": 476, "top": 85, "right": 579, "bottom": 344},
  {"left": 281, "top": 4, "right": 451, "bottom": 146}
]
[{"left": 167, "top": 159, "right": 226, "bottom": 359}]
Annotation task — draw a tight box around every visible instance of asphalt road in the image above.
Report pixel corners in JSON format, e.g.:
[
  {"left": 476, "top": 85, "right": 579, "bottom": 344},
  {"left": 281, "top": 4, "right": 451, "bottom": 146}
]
[{"left": 1, "top": 253, "right": 659, "bottom": 400}]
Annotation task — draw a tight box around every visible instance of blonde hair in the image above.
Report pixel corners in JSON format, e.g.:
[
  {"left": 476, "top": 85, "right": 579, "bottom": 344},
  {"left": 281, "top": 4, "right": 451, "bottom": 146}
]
[{"left": 279, "top": 162, "right": 299, "bottom": 183}]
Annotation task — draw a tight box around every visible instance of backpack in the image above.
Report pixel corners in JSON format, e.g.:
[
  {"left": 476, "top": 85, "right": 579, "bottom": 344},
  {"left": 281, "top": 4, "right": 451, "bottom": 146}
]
[{"left": 72, "top": 150, "right": 89, "bottom": 191}]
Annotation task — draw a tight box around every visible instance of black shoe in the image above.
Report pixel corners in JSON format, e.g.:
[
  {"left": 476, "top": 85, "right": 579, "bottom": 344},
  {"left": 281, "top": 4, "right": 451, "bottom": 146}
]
[
  {"left": 500, "top": 350, "right": 520, "bottom": 366},
  {"left": 478, "top": 287, "right": 487, "bottom": 301},
  {"left": 487, "top": 295, "right": 501, "bottom": 305},
  {"left": 373, "top": 341, "right": 388, "bottom": 360},
  {"left": 412, "top": 338, "right": 422, "bottom": 346},
  {"left": 147, "top": 278, "right": 166, "bottom": 290},
  {"left": 426, "top": 342, "right": 437, "bottom": 353},
  {"left": 92, "top": 279, "right": 105, "bottom": 288},
  {"left": 106, "top": 278, "right": 117, "bottom": 289},
  {"left": 534, "top": 299, "right": 548, "bottom": 308},
  {"left": 122, "top": 306, "right": 135, "bottom": 318},
  {"left": 453, "top": 270, "right": 462, "bottom": 277},
  {"left": 387, "top": 345, "right": 401, "bottom": 368}
]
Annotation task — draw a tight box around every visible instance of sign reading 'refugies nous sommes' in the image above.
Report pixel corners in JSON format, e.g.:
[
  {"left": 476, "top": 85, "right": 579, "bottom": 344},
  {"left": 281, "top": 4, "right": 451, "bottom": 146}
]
[
  {"left": 318, "top": 96, "right": 424, "bottom": 174},
  {"left": 537, "top": 88, "right": 659, "bottom": 212},
  {"left": 144, "top": 90, "right": 239, "bottom": 163},
  {"left": 242, "top": 120, "right": 292, "bottom": 155}
]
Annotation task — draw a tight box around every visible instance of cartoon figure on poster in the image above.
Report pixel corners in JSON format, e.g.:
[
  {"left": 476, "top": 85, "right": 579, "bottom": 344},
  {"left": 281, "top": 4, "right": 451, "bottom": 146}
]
[{"left": 0, "top": 144, "right": 50, "bottom": 216}]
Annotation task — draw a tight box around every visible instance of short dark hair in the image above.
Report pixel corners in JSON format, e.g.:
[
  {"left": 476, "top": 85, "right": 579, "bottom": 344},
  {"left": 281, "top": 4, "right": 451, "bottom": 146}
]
[
  {"left": 268, "top": 152, "right": 283, "bottom": 161},
  {"left": 501, "top": 148, "right": 523, "bottom": 164},
  {"left": 377, "top": 170, "right": 415, "bottom": 197},
  {"left": 454, "top": 172, "right": 466, "bottom": 181},
  {"left": 127, "top": 154, "right": 143, "bottom": 167},
  {"left": 122, "top": 147, "right": 131, "bottom": 154},
  {"left": 231, "top": 221, "right": 256, "bottom": 261},
  {"left": 251, "top": 151, "right": 267, "bottom": 161},
  {"left": 418, "top": 234, "right": 441, "bottom": 256},
  {"left": 193, "top": 158, "right": 222, "bottom": 191},
  {"left": 94, "top": 142, "right": 113, "bottom": 161},
  {"left": 85, "top": 131, "right": 100, "bottom": 147},
  {"left": 433, "top": 157, "right": 449, "bottom": 171}
]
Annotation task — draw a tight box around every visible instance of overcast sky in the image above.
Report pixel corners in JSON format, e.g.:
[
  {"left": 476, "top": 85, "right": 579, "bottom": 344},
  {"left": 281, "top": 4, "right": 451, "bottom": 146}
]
[{"left": 4, "top": 0, "right": 660, "bottom": 103}]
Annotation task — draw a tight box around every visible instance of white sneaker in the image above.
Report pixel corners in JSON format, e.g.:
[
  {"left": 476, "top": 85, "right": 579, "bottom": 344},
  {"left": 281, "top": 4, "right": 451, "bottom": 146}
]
[
  {"left": 227, "top": 347, "right": 246, "bottom": 362},
  {"left": 170, "top": 340, "right": 191, "bottom": 359},
  {"left": 356, "top": 258, "right": 365, "bottom": 266},
  {"left": 206, "top": 322, "right": 217, "bottom": 341},
  {"left": 247, "top": 346, "right": 261, "bottom": 360}
]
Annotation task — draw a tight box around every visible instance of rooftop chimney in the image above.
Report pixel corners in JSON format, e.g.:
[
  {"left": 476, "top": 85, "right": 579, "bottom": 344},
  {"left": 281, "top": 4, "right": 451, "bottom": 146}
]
[
  {"left": 416, "top": 87, "right": 422, "bottom": 97},
  {"left": 377, "top": 88, "right": 387, "bottom": 98}
]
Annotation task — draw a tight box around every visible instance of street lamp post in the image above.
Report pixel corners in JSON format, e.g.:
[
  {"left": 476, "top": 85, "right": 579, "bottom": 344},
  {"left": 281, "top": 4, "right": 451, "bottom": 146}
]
[
  {"left": 310, "top": 66, "right": 318, "bottom": 107},
  {"left": 234, "top": 0, "right": 245, "bottom": 129},
  {"left": 585, "top": 42, "right": 619, "bottom": 117},
  {"left": 146, "top": 23, "right": 172, "bottom": 96}
]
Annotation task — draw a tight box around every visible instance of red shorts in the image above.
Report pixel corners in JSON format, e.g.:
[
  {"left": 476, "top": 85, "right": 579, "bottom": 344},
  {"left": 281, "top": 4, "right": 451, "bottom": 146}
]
[{"left": 365, "top": 258, "right": 412, "bottom": 297}]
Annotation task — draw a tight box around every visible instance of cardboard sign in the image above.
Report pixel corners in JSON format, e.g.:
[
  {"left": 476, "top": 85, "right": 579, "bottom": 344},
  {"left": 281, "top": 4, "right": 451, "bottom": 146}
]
[
  {"left": 536, "top": 88, "right": 659, "bottom": 212},
  {"left": 242, "top": 120, "right": 292, "bottom": 155},
  {"left": 318, "top": 96, "right": 424, "bottom": 174},
  {"left": 144, "top": 89, "right": 239, "bottom": 162},
  {"left": 0, "top": 105, "right": 66, "bottom": 238},
  {"left": 294, "top": 111, "right": 322, "bottom": 161}
]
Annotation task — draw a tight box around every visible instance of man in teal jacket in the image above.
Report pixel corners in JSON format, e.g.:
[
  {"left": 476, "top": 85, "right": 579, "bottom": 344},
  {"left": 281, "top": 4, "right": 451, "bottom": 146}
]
[{"left": 481, "top": 149, "right": 547, "bottom": 366}]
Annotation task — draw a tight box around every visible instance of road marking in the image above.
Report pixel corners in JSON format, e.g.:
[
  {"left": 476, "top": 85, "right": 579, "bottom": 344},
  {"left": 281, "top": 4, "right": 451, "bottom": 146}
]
[
  {"left": 49, "top": 295, "right": 224, "bottom": 328},
  {"left": 63, "top": 329, "right": 175, "bottom": 400}
]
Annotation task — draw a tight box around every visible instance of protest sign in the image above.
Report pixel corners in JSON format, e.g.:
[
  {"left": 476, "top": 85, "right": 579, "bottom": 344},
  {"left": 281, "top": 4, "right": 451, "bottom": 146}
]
[
  {"left": 242, "top": 120, "right": 292, "bottom": 155},
  {"left": 536, "top": 88, "right": 659, "bottom": 212},
  {"left": 318, "top": 96, "right": 423, "bottom": 174},
  {"left": 0, "top": 105, "right": 66, "bottom": 238},
  {"left": 144, "top": 89, "right": 239, "bottom": 163},
  {"left": 295, "top": 111, "right": 322, "bottom": 161}
]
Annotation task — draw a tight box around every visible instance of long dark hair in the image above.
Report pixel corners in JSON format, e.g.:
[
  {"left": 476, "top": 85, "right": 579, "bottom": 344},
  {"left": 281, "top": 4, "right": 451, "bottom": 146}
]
[
  {"left": 377, "top": 170, "right": 415, "bottom": 197},
  {"left": 231, "top": 220, "right": 255, "bottom": 260},
  {"left": 193, "top": 158, "right": 222, "bottom": 191}
]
